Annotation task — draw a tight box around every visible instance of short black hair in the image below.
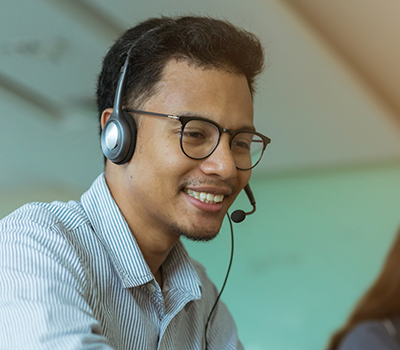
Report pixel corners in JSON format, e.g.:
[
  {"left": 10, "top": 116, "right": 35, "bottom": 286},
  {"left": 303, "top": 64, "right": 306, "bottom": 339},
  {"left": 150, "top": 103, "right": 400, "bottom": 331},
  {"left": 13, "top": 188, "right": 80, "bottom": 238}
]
[{"left": 97, "top": 16, "right": 264, "bottom": 120}]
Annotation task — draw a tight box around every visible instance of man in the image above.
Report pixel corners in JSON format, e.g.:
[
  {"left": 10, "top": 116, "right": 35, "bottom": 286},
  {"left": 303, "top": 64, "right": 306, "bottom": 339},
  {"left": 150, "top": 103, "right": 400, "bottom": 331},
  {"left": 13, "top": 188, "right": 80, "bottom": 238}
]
[{"left": 0, "top": 16, "right": 270, "bottom": 349}]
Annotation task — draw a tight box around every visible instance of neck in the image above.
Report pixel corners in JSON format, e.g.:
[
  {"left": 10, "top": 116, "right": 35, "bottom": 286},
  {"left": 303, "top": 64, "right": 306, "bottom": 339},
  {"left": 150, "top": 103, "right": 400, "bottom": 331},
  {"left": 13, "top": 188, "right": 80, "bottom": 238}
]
[
  {"left": 131, "top": 228, "right": 177, "bottom": 288},
  {"left": 104, "top": 168, "right": 180, "bottom": 288}
]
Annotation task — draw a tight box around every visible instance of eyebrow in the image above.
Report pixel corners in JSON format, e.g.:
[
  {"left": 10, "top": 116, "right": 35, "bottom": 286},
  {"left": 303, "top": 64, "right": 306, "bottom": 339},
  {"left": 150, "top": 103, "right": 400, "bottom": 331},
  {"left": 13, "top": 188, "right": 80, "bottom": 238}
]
[
  {"left": 125, "top": 108, "right": 257, "bottom": 133},
  {"left": 178, "top": 111, "right": 256, "bottom": 132}
]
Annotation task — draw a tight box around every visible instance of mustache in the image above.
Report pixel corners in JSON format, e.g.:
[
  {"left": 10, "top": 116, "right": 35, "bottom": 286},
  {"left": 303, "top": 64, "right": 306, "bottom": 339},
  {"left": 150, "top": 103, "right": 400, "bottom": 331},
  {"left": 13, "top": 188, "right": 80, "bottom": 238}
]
[{"left": 177, "top": 178, "right": 237, "bottom": 194}]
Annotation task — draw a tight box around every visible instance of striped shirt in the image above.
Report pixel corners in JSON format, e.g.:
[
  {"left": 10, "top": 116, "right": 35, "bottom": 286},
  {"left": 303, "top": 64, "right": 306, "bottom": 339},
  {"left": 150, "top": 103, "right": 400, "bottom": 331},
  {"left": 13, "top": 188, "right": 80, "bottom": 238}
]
[{"left": 0, "top": 173, "right": 242, "bottom": 350}]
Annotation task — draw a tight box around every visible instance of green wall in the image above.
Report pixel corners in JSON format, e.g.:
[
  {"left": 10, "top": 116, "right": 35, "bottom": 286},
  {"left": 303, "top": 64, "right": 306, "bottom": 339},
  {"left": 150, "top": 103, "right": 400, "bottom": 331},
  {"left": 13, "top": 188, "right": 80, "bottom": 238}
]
[{"left": 184, "top": 163, "right": 400, "bottom": 350}]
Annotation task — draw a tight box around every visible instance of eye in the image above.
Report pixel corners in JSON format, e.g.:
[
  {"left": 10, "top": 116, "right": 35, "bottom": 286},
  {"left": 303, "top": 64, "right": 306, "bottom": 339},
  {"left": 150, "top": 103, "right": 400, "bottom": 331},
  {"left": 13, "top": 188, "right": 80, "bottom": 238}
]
[
  {"left": 184, "top": 130, "right": 205, "bottom": 139},
  {"left": 182, "top": 128, "right": 207, "bottom": 143},
  {"left": 232, "top": 134, "right": 252, "bottom": 152},
  {"left": 182, "top": 119, "right": 218, "bottom": 145},
  {"left": 234, "top": 140, "right": 250, "bottom": 149}
]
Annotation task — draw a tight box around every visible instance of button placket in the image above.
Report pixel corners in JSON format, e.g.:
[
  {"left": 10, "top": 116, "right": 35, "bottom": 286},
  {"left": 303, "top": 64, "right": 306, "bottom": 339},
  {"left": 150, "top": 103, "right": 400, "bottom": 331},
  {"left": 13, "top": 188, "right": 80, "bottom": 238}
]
[{"left": 146, "top": 282, "right": 165, "bottom": 320}]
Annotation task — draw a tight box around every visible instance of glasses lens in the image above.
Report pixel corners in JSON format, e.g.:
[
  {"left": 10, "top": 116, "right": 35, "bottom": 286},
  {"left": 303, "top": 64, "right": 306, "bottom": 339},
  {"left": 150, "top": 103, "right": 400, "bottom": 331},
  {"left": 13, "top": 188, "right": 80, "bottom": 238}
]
[
  {"left": 231, "top": 132, "right": 265, "bottom": 170},
  {"left": 181, "top": 120, "right": 219, "bottom": 159}
]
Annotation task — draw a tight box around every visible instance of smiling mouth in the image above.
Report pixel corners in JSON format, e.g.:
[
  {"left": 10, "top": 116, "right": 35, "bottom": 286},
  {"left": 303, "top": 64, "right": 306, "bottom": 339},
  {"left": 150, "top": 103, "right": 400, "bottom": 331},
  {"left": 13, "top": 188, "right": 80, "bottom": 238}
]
[{"left": 184, "top": 189, "right": 224, "bottom": 204}]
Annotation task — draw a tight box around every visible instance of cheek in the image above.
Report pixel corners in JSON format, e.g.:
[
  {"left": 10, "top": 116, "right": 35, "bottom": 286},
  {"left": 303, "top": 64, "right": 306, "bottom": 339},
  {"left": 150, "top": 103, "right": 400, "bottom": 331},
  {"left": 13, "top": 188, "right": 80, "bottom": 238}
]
[
  {"left": 135, "top": 127, "right": 196, "bottom": 181},
  {"left": 159, "top": 139, "right": 189, "bottom": 169},
  {"left": 145, "top": 142, "right": 189, "bottom": 179},
  {"left": 239, "top": 170, "right": 252, "bottom": 188}
]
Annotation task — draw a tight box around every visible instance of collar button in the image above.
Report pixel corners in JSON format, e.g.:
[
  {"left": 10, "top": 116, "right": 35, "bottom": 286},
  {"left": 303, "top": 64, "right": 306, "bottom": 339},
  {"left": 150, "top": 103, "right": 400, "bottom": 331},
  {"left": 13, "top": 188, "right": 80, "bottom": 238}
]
[{"left": 147, "top": 283, "right": 157, "bottom": 293}]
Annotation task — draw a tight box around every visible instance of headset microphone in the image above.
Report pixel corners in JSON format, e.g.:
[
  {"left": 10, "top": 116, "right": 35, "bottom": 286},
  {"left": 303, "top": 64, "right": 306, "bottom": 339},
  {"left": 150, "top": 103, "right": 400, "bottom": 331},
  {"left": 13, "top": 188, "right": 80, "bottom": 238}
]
[{"left": 230, "top": 184, "right": 256, "bottom": 223}]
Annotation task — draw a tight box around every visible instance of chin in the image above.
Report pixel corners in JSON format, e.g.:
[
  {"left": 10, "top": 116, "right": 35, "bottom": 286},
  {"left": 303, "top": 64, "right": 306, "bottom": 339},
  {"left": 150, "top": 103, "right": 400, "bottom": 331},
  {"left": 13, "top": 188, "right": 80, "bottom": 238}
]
[
  {"left": 171, "top": 222, "right": 220, "bottom": 242},
  {"left": 182, "top": 231, "right": 219, "bottom": 242}
]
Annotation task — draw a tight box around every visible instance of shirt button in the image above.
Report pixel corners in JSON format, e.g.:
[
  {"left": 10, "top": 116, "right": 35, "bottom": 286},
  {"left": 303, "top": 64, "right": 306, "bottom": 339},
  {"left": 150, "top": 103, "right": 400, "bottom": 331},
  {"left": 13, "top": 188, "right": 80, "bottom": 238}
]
[{"left": 147, "top": 283, "right": 156, "bottom": 293}]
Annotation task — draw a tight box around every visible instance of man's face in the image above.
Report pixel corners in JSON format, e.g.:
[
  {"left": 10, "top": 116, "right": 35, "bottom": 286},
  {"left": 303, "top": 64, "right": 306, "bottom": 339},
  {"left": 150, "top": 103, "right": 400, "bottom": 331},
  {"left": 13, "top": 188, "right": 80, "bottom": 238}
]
[{"left": 117, "top": 60, "right": 254, "bottom": 241}]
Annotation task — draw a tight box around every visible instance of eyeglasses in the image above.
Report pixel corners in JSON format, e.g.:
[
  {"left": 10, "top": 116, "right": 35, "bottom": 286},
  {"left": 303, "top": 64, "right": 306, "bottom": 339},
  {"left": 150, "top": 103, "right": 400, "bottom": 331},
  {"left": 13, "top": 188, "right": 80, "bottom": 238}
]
[{"left": 124, "top": 109, "right": 271, "bottom": 170}]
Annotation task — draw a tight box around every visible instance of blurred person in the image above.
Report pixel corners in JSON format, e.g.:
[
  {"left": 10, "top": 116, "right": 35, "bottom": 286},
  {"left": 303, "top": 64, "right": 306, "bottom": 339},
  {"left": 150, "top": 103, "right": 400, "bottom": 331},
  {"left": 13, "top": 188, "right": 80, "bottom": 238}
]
[
  {"left": 0, "top": 15, "right": 271, "bottom": 349},
  {"left": 327, "top": 227, "right": 400, "bottom": 350}
]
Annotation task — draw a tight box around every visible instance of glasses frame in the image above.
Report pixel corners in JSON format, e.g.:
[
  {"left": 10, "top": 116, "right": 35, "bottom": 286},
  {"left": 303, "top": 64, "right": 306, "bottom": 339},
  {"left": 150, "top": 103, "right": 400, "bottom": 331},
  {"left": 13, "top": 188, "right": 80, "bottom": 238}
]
[{"left": 124, "top": 108, "right": 271, "bottom": 170}]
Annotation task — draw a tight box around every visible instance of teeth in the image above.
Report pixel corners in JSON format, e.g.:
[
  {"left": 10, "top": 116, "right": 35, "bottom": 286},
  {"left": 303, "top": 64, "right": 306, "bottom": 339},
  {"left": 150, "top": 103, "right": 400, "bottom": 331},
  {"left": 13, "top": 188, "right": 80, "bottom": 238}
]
[{"left": 185, "top": 189, "right": 224, "bottom": 203}]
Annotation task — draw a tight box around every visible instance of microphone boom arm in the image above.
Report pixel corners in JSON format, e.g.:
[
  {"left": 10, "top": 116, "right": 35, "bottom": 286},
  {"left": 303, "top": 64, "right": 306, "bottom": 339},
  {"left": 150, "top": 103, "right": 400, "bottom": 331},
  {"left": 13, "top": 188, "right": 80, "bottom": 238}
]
[
  {"left": 230, "top": 183, "right": 256, "bottom": 223},
  {"left": 243, "top": 184, "right": 256, "bottom": 215}
]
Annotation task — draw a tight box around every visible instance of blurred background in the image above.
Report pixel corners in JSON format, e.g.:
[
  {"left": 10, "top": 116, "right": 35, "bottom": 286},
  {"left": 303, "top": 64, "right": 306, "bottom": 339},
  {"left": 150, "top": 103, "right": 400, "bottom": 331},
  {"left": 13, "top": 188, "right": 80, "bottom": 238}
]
[{"left": 1, "top": 0, "right": 400, "bottom": 349}]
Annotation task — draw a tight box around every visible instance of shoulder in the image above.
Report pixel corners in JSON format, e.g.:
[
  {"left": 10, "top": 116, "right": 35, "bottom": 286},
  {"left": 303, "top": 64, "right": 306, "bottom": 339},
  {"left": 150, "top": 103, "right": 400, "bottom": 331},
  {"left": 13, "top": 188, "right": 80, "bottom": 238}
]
[
  {"left": 1, "top": 200, "right": 88, "bottom": 232},
  {"left": 338, "top": 320, "right": 399, "bottom": 350},
  {"left": 0, "top": 200, "right": 91, "bottom": 278}
]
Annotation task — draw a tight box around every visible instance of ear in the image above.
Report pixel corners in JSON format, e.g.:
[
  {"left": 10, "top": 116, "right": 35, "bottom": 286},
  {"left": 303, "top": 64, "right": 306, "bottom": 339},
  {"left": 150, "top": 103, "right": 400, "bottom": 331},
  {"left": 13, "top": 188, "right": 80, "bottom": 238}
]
[{"left": 101, "top": 108, "right": 114, "bottom": 129}]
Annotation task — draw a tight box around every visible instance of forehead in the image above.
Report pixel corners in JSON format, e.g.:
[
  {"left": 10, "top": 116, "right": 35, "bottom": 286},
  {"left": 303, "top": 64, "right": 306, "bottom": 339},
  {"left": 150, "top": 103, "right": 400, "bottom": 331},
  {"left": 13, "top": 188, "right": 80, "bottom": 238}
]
[{"left": 143, "top": 60, "right": 254, "bottom": 129}]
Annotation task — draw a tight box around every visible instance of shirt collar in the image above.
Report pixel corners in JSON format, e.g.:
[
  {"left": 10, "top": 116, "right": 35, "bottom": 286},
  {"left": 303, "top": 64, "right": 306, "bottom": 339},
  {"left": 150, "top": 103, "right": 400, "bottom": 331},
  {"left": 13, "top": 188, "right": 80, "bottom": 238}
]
[
  {"left": 81, "top": 173, "right": 152, "bottom": 288},
  {"left": 163, "top": 240, "right": 202, "bottom": 299},
  {"left": 81, "top": 173, "right": 201, "bottom": 297}
]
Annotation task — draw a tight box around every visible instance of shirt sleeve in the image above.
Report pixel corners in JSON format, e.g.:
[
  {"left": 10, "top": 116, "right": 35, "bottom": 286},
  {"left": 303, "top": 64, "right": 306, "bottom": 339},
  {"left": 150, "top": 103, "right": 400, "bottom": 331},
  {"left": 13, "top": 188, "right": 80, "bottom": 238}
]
[
  {"left": 0, "top": 205, "right": 114, "bottom": 350},
  {"left": 338, "top": 321, "right": 398, "bottom": 350}
]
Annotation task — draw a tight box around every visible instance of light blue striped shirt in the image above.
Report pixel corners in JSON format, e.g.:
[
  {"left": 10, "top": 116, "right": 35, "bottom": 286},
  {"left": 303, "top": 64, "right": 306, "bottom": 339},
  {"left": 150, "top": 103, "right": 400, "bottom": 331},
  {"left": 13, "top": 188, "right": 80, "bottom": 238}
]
[{"left": 0, "top": 173, "right": 242, "bottom": 350}]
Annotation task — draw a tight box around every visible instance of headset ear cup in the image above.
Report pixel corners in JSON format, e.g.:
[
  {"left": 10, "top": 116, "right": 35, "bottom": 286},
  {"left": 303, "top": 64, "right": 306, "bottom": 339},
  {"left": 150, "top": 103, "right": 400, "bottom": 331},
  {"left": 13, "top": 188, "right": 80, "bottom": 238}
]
[
  {"left": 101, "top": 110, "right": 137, "bottom": 164},
  {"left": 117, "top": 110, "right": 137, "bottom": 164}
]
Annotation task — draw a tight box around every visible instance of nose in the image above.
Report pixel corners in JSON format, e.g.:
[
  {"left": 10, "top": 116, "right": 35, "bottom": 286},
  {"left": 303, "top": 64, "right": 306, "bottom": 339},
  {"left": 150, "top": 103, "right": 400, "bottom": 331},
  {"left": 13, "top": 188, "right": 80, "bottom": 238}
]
[{"left": 200, "top": 133, "right": 237, "bottom": 180}]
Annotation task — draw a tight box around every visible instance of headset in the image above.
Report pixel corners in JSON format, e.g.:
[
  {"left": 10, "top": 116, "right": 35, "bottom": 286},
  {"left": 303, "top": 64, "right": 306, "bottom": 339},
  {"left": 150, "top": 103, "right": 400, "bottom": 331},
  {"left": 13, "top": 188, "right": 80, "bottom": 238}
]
[
  {"left": 101, "top": 27, "right": 161, "bottom": 165},
  {"left": 101, "top": 47, "right": 136, "bottom": 164}
]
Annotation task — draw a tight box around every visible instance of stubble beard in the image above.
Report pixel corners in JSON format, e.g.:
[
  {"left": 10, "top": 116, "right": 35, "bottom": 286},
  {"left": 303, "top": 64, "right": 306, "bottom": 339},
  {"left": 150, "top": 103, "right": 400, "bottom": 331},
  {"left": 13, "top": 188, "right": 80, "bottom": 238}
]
[{"left": 170, "top": 221, "right": 221, "bottom": 242}]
